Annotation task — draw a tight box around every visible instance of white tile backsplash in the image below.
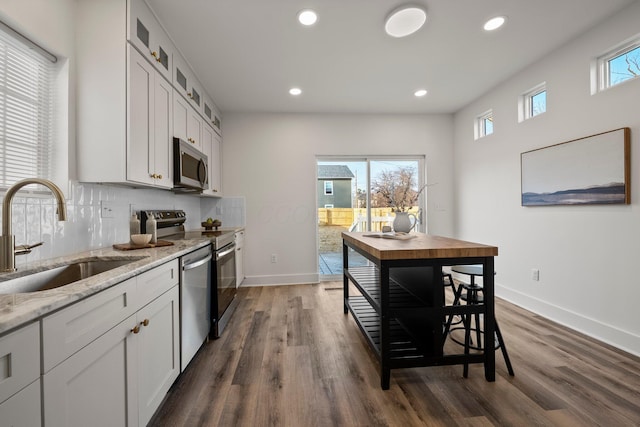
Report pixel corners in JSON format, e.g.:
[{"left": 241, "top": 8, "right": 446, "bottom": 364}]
[
  {"left": 200, "top": 196, "right": 246, "bottom": 228},
  {"left": 0, "top": 181, "right": 244, "bottom": 267}
]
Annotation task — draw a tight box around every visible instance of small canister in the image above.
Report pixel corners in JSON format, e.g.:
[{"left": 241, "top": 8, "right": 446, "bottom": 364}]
[{"left": 146, "top": 212, "right": 157, "bottom": 244}]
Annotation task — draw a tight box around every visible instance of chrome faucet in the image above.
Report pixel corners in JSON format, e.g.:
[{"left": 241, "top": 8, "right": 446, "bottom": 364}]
[{"left": 1, "top": 178, "right": 67, "bottom": 272}]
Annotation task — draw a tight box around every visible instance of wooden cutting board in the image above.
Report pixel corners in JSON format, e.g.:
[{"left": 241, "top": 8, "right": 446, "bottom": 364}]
[{"left": 112, "top": 240, "right": 175, "bottom": 251}]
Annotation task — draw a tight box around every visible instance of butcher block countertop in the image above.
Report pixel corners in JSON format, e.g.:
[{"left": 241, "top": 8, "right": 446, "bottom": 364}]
[{"left": 341, "top": 232, "right": 498, "bottom": 261}]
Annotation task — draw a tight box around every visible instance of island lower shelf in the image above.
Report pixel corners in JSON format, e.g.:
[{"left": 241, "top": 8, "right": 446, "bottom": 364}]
[
  {"left": 347, "top": 296, "right": 436, "bottom": 364},
  {"left": 345, "top": 265, "right": 443, "bottom": 368}
]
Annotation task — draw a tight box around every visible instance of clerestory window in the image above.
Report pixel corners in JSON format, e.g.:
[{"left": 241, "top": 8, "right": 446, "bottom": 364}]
[{"left": 592, "top": 34, "right": 640, "bottom": 93}]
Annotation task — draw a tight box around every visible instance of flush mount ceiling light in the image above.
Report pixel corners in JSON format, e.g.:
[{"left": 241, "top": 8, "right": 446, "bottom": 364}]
[
  {"left": 414, "top": 89, "right": 428, "bottom": 97},
  {"left": 385, "top": 5, "right": 427, "bottom": 38},
  {"left": 289, "top": 87, "right": 302, "bottom": 96},
  {"left": 483, "top": 16, "right": 506, "bottom": 31},
  {"left": 297, "top": 9, "right": 318, "bottom": 26}
]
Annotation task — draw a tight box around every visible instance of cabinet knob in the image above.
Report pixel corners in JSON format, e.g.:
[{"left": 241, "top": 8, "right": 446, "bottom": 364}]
[
  {"left": 187, "top": 92, "right": 193, "bottom": 99},
  {"left": 157, "top": 174, "right": 162, "bottom": 179},
  {"left": 188, "top": 138, "right": 194, "bottom": 144},
  {"left": 131, "top": 325, "right": 140, "bottom": 334},
  {"left": 141, "top": 319, "right": 150, "bottom": 327},
  {"left": 150, "top": 173, "right": 157, "bottom": 179},
  {"left": 151, "top": 51, "right": 158, "bottom": 59}
]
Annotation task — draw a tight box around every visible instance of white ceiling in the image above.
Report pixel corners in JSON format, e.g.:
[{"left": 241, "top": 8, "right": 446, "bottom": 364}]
[{"left": 147, "top": 0, "right": 636, "bottom": 115}]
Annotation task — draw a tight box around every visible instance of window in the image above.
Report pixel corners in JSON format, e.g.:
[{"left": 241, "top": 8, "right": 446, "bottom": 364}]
[
  {"left": 519, "top": 83, "right": 546, "bottom": 122},
  {"left": 475, "top": 110, "right": 494, "bottom": 140},
  {"left": 592, "top": 34, "right": 640, "bottom": 93},
  {"left": 0, "top": 22, "right": 56, "bottom": 189},
  {"left": 324, "top": 180, "right": 333, "bottom": 195}
]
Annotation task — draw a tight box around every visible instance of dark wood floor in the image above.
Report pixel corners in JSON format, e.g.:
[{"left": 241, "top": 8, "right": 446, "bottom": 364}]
[{"left": 150, "top": 282, "right": 640, "bottom": 426}]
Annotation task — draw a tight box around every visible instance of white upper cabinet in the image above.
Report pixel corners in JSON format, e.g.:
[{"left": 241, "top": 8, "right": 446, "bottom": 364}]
[
  {"left": 128, "top": 46, "right": 174, "bottom": 188},
  {"left": 174, "top": 52, "right": 207, "bottom": 115},
  {"left": 203, "top": 95, "right": 222, "bottom": 136},
  {"left": 128, "top": 0, "right": 174, "bottom": 81},
  {"left": 76, "top": 0, "right": 222, "bottom": 193},
  {"left": 174, "top": 90, "right": 203, "bottom": 151},
  {"left": 201, "top": 123, "right": 222, "bottom": 197},
  {"left": 210, "top": 130, "right": 222, "bottom": 196}
]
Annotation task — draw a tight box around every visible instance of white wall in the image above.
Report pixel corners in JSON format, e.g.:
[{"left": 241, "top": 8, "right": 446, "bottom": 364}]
[
  {"left": 221, "top": 113, "right": 454, "bottom": 285},
  {"left": 453, "top": 1, "right": 640, "bottom": 355}
]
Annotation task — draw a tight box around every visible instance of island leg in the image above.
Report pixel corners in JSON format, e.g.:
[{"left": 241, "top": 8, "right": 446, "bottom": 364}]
[
  {"left": 380, "top": 264, "right": 390, "bottom": 390},
  {"left": 483, "top": 257, "right": 496, "bottom": 381},
  {"left": 343, "top": 241, "right": 349, "bottom": 314}
]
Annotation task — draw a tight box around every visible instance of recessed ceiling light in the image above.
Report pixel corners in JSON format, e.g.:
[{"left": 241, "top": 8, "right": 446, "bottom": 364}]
[
  {"left": 484, "top": 16, "right": 506, "bottom": 31},
  {"left": 298, "top": 9, "right": 318, "bottom": 26},
  {"left": 414, "top": 89, "right": 428, "bottom": 97},
  {"left": 289, "top": 87, "right": 302, "bottom": 96},
  {"left": 385, "top": 6, "right": 427, "bottom": 38}
]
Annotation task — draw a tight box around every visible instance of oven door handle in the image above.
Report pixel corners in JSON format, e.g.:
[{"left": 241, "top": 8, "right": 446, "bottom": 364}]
[
  {"left": 183, "top": 253, "right": 212, "bottom": 271},
  {"left": 216, "top": 245, "right": 235, "bottom": 260}
]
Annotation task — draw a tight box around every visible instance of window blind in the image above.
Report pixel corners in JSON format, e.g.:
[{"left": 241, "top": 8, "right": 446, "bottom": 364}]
[{"left": 0, "top": 22, "right": 55, "bottom": 190}]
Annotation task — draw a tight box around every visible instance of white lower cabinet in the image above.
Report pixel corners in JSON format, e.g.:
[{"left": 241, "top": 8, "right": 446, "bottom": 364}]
[
  {"left": 42, "top": 259, "right": 180, "bottom": 427},
  {"left": 43, "top": 285, "right": 179, "bottom": 427},
  {"left": 136, "top": 285, "right": 180, "bottom": 426},
  {"left": 0, "top": 379, "right": 41, "bottom": 427},
  {"left": 43, "top": 314, "right": 138, "bottom": 427},
  {"left": 0, "top": 321, "right": 41, "bottom": 426},
  {"left": 235, "top": 230, "right": 245, "bottom": 287}
]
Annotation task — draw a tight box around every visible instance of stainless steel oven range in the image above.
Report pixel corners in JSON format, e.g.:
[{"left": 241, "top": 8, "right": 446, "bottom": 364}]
[
  {"left": 210, "top": 230, "right": 237, "bottom": 338},
  {"left": 140, "top": 209, "right": 238, "bottom": 343}
]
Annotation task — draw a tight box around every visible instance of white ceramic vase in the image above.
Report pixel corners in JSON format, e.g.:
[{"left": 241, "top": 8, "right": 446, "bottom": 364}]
[{"left": 392, "top": 212, "right": 417, "bottom": 233}]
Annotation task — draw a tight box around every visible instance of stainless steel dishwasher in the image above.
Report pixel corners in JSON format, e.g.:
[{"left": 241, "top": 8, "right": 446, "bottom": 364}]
[{"left": 180, "top": 244, "right": 212, "bottom": 371}]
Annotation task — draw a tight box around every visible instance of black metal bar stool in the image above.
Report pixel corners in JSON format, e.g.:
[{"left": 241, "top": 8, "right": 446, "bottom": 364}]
[
  {"left": 442, "top": 271, "right": 463, "bottom": 328},
  {"left": 444, "top": 265, "right": 514, "bottom": 377}
]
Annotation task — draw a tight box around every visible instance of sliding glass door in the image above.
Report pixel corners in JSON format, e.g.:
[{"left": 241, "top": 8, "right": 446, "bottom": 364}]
[{"left": 317, "top": 156, "right": 425, "bottom": 278}]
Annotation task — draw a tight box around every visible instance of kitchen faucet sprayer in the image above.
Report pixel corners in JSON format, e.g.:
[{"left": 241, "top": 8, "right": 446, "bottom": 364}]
[{"left": 0, "top": 178, "right": 67, "bottom": 272}]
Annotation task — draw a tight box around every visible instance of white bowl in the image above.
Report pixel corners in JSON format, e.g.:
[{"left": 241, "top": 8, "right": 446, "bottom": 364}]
[{"left": 130, "top": 234, "right": 152, "bottom": 246}]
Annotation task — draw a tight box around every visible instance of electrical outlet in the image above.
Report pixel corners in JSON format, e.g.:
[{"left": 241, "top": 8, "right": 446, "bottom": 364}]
[
  {"left": 271, "top": 253, "right": 278, "bottom": 263},
  {"left": 101, "top": 201, "right": 115, "bottom": 218},
  {"left": 531, "top": 268, "right": 540, "bottom": 281}
]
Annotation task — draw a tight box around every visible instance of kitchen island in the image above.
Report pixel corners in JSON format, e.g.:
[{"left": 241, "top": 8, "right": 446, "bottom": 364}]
[{"left": 342, "top": 232, "right": 498, "bottom": 389}]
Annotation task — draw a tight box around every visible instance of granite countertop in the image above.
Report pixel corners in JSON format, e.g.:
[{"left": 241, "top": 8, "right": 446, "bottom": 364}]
[{"left": 0, "top": 234, "right": 218, "bottom": 335}]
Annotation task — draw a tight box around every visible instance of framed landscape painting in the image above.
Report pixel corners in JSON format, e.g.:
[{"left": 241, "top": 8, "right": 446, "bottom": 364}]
[{"left": 521, "top": 128, "right": 630, "bottom": 206}]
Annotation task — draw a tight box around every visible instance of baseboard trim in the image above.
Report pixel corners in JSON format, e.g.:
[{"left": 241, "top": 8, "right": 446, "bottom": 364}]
[
  {"left": 497, "top": 283, "right": 640, "bottom": 357},
  {"left": 241, "top": 273, "right": 320, "bottom": 287}
]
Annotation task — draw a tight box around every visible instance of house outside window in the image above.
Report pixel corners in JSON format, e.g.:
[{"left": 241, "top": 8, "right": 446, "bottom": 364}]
[
  {"left": 317, "top": 165, "right": 354, "bottom": 208},
  {"left": 592, "top": 34, "right": 640, "bottom": 93}
]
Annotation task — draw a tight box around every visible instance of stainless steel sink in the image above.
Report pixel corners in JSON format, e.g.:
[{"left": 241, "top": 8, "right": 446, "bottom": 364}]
[{"left": 0, "top": 258, "right": 138, "bottom": 294}]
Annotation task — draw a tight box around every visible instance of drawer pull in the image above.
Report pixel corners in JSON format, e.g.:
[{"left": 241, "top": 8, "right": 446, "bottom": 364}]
[
  {"left": 141, "top": 319, "right": 150, "bottom": 327},
  {"left": 131, "top": 325, "right": 140, "bottom": 334}
]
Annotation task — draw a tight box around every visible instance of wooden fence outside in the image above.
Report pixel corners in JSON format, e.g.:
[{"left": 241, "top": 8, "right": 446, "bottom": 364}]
[{"left": 318, "top": 207, "right": 420, "bottom": 231}]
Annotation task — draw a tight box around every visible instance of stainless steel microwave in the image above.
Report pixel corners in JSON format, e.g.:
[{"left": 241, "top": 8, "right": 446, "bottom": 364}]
[{"left": 173, "top": 137, "right": 208, "bottom": 192}]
